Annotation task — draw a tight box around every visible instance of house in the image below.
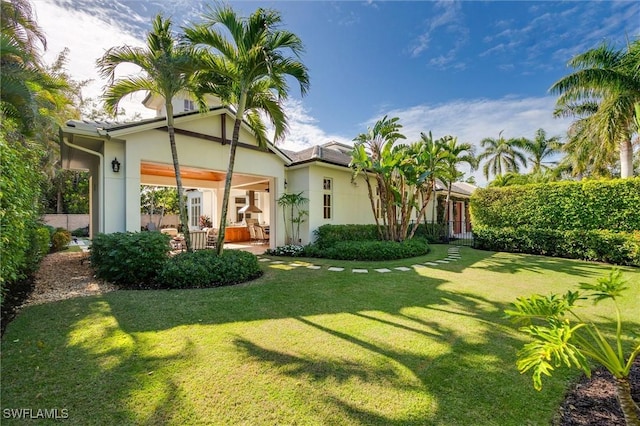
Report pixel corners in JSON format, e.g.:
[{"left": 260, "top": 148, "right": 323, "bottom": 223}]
[{"left": 60, "top": 97, "right": 475, "bottom": 247}]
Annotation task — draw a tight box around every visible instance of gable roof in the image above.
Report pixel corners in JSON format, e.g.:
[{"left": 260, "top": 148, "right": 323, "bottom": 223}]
[{"left": 63, "top": 107, "right": 292, "bottom": 164}]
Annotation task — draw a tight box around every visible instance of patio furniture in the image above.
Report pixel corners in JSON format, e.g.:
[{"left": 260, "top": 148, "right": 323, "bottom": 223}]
[
  {"left": 254, "top": 226, "right": 268, "bottom": 245},
  {"left": 248, "top": 224, "right": 258, "bottom": 245},
  {"left": 206, "top": 228, "right": 218, "bottom": 250}
]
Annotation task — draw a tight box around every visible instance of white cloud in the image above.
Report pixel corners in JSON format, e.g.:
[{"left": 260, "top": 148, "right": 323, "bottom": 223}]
[
  {"left": 34, "top": 0, "right": 155, "bottom": 119},
  {"left": 276, "top": 99, "right": 352, "bottom": 151},
  {"left": 370, "top": 96, "right": 574, "bottom": 186}
]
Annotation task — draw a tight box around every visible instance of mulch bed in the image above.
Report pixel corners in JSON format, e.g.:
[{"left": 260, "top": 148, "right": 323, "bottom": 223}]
[{"left": 2, "top": 252, "right": 638, "bottom": 424}]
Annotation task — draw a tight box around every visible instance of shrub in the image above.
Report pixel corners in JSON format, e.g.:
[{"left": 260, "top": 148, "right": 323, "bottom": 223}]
[
  {"left": 313, "top": 224, "right": 379, "bottom": 248},
  {"left": 474, "top": 226, "right": 640, "bottom": 266},
  {"left": 305, "top": 238, "right": 430, "bottom": 261},
  {"left": 470, "top": 178, "right": 640, "bottom": 232},
  {"left": 157, "top": 250, "right": 262, "bottom": 289},
  {"left": 71, "top": 226, "right": 89, "bottom": 237},
  {"left": 51, "top": 228, "right": 71, "bottom": 252},
  {"left": 90, "top": 232, "right": 170, "bottom": 288},
  {"left": 265, "top": 245, "right": 305, "bottom": 257}
]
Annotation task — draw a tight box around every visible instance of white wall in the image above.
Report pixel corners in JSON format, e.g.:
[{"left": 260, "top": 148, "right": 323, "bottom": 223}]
[{"left": 286, "top": 163, "right": 375, "bottom": 244}]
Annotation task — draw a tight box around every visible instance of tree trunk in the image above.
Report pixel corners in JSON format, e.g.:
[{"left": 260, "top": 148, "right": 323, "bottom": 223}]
[
  {"left": 614, "top": 377, "right": 640, "bottom": 426},
  {"left": 166, "top": 104, "right": 191, "bottom": 251},
  {"left": 620, "top": 140, "right": 634, "bottom": 178},
  {"left": 216, "top": 93, "right": 247, "bottom": 255}
]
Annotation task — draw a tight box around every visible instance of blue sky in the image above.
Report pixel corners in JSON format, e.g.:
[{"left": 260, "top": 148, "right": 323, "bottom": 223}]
[{"left": 35, "top": 0, "right": 639, "bottom": 184}]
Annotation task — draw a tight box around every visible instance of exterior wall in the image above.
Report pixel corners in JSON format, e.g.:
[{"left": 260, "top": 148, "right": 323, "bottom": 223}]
[
  {"left": 43, "top": 214, "right": 90, "bottom": 231},
  {"left": 283, "top": 167, "right": 310, "bottom": 244},
  {"left": 289, "top": 163, "right": 374, "bottom": 244}
]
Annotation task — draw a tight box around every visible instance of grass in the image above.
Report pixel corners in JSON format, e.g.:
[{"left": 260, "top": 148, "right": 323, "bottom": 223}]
[{"left": 2, "top": 245, "right": 638, "bottom": 425}]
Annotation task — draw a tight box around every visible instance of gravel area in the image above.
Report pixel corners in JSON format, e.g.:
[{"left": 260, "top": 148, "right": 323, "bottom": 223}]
[{"left": 23, "top": 251, "right": 118, "bottom": 307}]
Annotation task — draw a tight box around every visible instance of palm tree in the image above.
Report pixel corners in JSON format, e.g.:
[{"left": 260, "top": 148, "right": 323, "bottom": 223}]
[
  {"left": 440, "top": 137, "right": 476, "bottom": 224},
  {"left": 1, "top": 0, "right": 49, "bottom": 134},
  {"left": 96, "top": 14, "right": 196, "bottom": 250},
  {"left": 477, "top": 130, "right": 528, "bottom": 180},
  {"left": 184, "top": 4, "right": 309, "bottom": 255},
  {"left": 351, "top": 115, "right": 406, "bottom": 240},
  {"left": 550, "top": 40, "right": 640, "bottom": 178},
  {"left": 523, "top": 128, "right": 563, "bottom": 174}
]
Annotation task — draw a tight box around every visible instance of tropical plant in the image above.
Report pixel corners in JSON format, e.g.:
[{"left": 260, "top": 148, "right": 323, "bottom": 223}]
[
  {"left": 477, "top": 130, "right": 528, "bottom": 180},
  {"left": 185, "top": 4, "right": 309, "bottom": 255},
  {"left": 523, "top": 128, "right": 563, "bottom": 173},
  {"left": 550, "top": 40, "right": 640, "bottom": 178},
  {"left": 351, "top": 118, "right": 450, "bottom": 241},
  {"left": 277, "top": 191, "right": 308, "bottom": 245},
  {"left": 96, "top": 14, "right": 196, "bottom": 250},
  {"left": 505, "top": 269, "right": 640, "bottom": 425},
  {"left": 351, "top": 115, "right": 406, "bottom": 240},
  {"left": 439, "top": 137, "right": 476, "bottom": 223}
]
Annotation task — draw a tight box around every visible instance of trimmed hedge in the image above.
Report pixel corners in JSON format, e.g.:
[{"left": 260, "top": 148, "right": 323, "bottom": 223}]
[
  {"left": 314, "top": 223, "right": 444, "bottom": 247},
  {"left": 305, "top": 238, "right": 430, "bottom": 261},
  {"left": 313, "top": 224, "right": 379, "bottom": 248},
  {"left": 157, "top": 250, "right": 262, "bottom": 289},
  {"left": 90, "top": 232, "right": 171, "bottom": 287},
  {"left": 474, "top": 226, "right": 640, "bottom": 266},
  {"left": 470, "top": 178, "right": 640, "bottom": 232}
]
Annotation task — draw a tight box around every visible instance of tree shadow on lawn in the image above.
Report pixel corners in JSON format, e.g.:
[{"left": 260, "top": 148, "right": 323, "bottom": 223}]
[
  {"left": 469, "top": 249, "right": 617, "bottom": 278},
  {"left": 4, "top": 249, "right": 628, "bottom": 425}
]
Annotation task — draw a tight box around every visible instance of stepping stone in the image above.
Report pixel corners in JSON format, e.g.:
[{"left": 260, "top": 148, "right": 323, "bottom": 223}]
[
  {"left": 328, "top": 267, "right": 344, "bottom": 272},
  {"left": 374, "top": 268, "right": 391, "bottom": 273},
  {"left": 289, "top": 263, "right": 303, "bottom": 267},
  {"left": 259, "top": 258, "right": 271, "bottom": 262},
  {"left": 352, "top": 269, "right": 368, "bottom": 273},
  {"left": 270, "top": 260, "right": 284, "bottom": 264},
  {"left": 306, "top": 265, "right": 321, "bottom": 270},
  {"left": 444, "top": 258, "right": 458, "bottom": 261},
  {"left": 424, "top": 262, "right": 439, "bottom": 266},
  {"left": 436, "top": 260, "right": 450, "bottom": 263},
  {"left": 394, "top": 267, "right": 411, "bottom": 272},
  {"left": 412, "top": 264, "right": 427, "bottom": 270}
]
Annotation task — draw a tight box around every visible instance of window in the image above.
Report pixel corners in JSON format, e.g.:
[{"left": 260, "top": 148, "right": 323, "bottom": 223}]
[
  {"left": 184, "top": 99, "right": 195, "bottom": 111},
  {"left": 323, "top": 178, "right": 332, "bottom": 219}
]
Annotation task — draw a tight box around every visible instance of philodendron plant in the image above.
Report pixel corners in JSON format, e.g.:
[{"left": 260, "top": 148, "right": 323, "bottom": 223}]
[{"left": 505, "top": 269, "right": 640, "bottom": 426}]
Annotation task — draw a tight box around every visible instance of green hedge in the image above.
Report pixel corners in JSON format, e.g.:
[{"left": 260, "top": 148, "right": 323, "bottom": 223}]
[
  {"left": 473, "top": 226, "right": 640, "bottom": 266},
  {"left": 305, "top": 238, "right": 430, "bottom": 261},
  {"left": 90, "top": 232, "right": 171, "bottom": 288},
  {"left": 313, "top": 224, "right": 380, "bottom": 248},
  {"left": 314, "top": 223, "right": 444, "bottom": 247},
  {"left": 470, "top": 178, "right": 640, "bottom": 231},
  {"left": 157, "top": 250, "right": 262, "bottom": 289}
]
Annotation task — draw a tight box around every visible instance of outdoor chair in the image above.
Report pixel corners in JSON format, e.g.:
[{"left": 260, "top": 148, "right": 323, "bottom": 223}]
[
  {"left": 248, "top": 224, "right": 258, "bottom": 245},
  {"left": 255, "top": 226, "right": 268, "bottom": 245},
  {"left": 206, "top": 228, "right": 218, "bottom": 250}
]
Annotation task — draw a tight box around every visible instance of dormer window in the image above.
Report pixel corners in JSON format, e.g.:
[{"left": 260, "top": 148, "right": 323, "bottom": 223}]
[{"left": 184, "top": 99, "right": 195, "bottom": 111}]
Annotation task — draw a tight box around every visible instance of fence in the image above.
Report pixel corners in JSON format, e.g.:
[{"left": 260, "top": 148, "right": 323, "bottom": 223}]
[
  {"left": 42, "top": 214, "right": 89, "bottom": 231},
  {"left": 419, "top": 220, "right": 474, "bottom": 247}
]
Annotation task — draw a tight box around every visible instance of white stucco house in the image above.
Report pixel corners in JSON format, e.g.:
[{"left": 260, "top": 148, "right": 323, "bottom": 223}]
[{"left": 60, "top": 96, "right": 475, "bottom": 248}]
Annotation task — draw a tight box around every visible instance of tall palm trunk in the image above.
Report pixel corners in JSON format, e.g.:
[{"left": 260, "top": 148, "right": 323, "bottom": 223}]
[
  {"left": 620, "top": 140, "right": 633, "bottom": 178},
  {"left": 166, "top": 103, "right": 191, "bottom": 251},
  {"left": 216, "top": 93, "right": 247, "bottom": 255}
]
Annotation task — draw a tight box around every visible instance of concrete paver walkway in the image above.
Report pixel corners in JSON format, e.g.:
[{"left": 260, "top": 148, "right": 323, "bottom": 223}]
[{"left": 259, "top": 246, "right": 462, "bottom": 273}]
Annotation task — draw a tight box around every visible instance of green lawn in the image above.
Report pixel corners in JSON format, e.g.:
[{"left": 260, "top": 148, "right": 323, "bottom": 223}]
[{"left": 2, "top": 246, "right": 638, "bottom": 425}]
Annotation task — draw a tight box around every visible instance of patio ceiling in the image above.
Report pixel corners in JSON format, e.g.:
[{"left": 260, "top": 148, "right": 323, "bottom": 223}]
[{"left": 140, "top": 161, "right": 269, "bottom": 191}]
